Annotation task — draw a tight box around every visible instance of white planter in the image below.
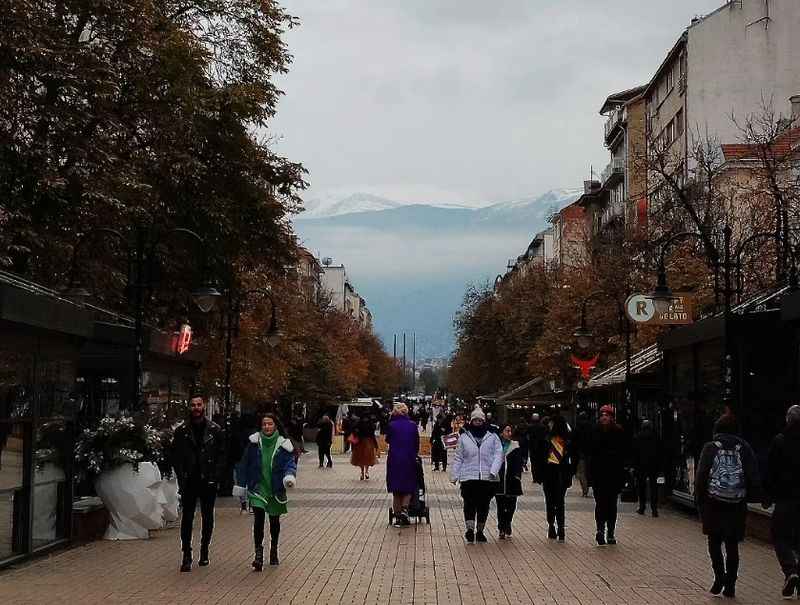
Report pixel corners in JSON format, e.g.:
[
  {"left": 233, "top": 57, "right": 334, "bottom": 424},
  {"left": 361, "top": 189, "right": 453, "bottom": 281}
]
[
  {"left": 33, "top": 463, "right": 66, "bottom": 543},
  {"left": 159, "top": 476, "right": 179, "bottom": 523},
  {"left": 94, "top": 462, "right": 166, "bottom": 540}
]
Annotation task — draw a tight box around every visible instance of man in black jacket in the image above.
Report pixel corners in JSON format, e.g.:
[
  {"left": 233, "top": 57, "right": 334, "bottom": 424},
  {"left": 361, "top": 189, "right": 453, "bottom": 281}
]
[
  {"left": 171, "top": 393, "right": 226, "bottom": 572},
  {"left": 527, "top": 414, "right": 547, "bottom": 483},
  {"left": 765, "top": 405, "right": 800, "bottom": 599},
  {"left": 632, "top": 420, "right": 662, "bottom": 517}
]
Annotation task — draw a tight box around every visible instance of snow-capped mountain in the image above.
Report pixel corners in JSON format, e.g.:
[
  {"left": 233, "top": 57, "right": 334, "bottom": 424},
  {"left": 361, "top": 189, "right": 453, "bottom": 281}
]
[{"left": 300, "top": 193, "right": 403, "bottom": 219}]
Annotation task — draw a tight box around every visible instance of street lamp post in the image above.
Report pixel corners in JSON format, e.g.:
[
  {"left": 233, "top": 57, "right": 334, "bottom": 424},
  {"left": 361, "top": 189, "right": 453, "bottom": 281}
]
[
  {"left": 574, "top": 291, "right": 633, "bottom": 413},
  {"left": 648, "top": 226, "right": 796, "bottom": 411},
  {"left": 64, "top": 225, "right": 221, "bottom": 410},
  {"left": 222, "top": 288, "right": 280, "bottom": 416}
]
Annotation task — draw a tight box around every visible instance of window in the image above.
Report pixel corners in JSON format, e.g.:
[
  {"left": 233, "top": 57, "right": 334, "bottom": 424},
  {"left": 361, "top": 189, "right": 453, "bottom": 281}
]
[
  {"left": 666, "top": 67, "right": 674, "bottom": 91},
  {"left": 676, "top": 108, "right": 684, "bottom": 137}
]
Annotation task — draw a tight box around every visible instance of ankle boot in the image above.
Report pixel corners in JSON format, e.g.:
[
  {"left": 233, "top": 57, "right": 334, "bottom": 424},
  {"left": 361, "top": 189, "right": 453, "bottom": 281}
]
[
  {"left": 198, "top": 544, "right": 209, "bottom": 567},
  {"left": 269, "top": 544, "right": 279, "bottom": 566},
  {"left": 252, "top": 545, "right": 264, "bottom": 571},
  {"left": 180, "top": 550, "right": 192, "bottom": 572}
]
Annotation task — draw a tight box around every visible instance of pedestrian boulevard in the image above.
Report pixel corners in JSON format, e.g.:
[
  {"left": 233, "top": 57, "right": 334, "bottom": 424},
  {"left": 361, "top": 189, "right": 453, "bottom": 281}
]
[{"left": 0, "top": 450, "right": 786, "bottom": 604}]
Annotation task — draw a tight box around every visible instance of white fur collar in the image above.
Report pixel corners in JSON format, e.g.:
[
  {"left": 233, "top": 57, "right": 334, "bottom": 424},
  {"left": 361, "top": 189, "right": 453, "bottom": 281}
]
[{"left": 249, "top": 432, "right": 294, "bottom": 452}]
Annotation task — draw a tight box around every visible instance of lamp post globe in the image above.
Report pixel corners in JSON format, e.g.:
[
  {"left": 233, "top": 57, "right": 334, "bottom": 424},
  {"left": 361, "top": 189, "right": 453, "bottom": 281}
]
[{"left": 192, "top": 285, "right": 222, "bottom": 313}]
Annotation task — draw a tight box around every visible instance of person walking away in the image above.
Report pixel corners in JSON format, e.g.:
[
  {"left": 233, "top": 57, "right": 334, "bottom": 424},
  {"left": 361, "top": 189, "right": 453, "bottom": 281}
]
[
  {"left": 495, "top": 423, "right": 524, "bottom": 539},
  {"left": 240, "top": 413, "right": 297, "bottom": 570},
  {"left": 527, "top": 413, "right": 547, "bottom": 483},
  {"left": 632, "top": 420, "right": 662, "bottom": 517},
  {"left": 420, "top": 407, "right": 430, "bottom": 433},
  {"left": 571, "top": 412, "right": 592, "bottom": 497},
  {"left": 537, "top": 415, "right": 574, "bottom": 542},
  {"left": 763, "top": 405, "right": 800, "bottom": 599},
  {"left": 386, "top": 403, "right": 420, "bottom": 526},
  {"left": 316, "top": 415, "right": 334, "bottom": 468},
  {"left": 516, "top": 421, "right": 530, "bottom": 473},
  {"left": 695, "top": 414, "right": 761, "bottom": 598},
  {"left": 450, "top": 408, "right": 503, "bottom": 543},
  {"left": 430, "top": 415, "right": 451, "bottom": 471},
  {"left": 171, "top": 393, "right": 226, "bottom": 572},
  {"left": 342, "top": 412, "right": 355, "bottom": 453},
  {"left": 587, "top": 405, "right": 625, "bottom": 546},
  {"left": 351, "top": 415, "right": 378, "bottom": 480}
]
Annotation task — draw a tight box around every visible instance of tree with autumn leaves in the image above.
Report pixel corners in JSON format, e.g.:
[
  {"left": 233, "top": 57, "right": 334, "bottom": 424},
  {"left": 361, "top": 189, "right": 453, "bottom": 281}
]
[
  {"left": 450, "top": 109, "right": 799, "bottom": 401},
  {"left": 1, "top": 0, "right": 401, "bottom": 409}
]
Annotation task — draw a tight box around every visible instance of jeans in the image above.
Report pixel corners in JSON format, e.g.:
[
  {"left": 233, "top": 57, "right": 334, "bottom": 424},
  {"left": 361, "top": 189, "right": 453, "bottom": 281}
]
[
  {"left": 495, "top": 495, "right": 517, "bottom": 532},
  {"left": 461, "top": 480, "right": 495, "bottom": 528},
  {"left": 318, "top": 443, "right": 332, "bottom": 467},
  {"left": 637, "top": 471, "right": 659, "bottom": 512},
  {"left": 772, "top": 499, "right": 800, "bottom": 577},
  {"left": 543, "top": 475, "right": 568, "bottom": 531},
  {"left": 253, "top": 508, "right": 281, "bottom": 548},
  {"left": 180, "top": 481, "right": 217, "bottom": 553},
  {"left": 593, "top": 486, "right": 619, "bottom": 536},
  {"left": 709, "top": 535, "right": 740, "bottom": 583}
]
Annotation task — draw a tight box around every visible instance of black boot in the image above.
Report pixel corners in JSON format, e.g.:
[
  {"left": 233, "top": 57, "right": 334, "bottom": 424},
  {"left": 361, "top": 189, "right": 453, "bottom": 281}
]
[
  {"left": 269, "top": 544, "right": 279, "bottom": 566},
  {"left": 252, "top": 545, "right": 264, "bottom": 572},
  {"left": 198, "top": 544, "right": 209, "bottom": 567},
  {"left": 548, "top": 525, "right": 557, "bottom": 540},
  {"left": 723, "top": 573, "right": 736, "bottom": 598},
  {"left": 180, "top": 550, "right": 192, "bottom": 572}
]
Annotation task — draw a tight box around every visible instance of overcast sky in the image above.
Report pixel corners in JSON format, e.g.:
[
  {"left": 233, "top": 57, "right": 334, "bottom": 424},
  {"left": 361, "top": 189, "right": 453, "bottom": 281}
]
[{"left": 271, "top": 0, "right": 724, "bottom": 205}]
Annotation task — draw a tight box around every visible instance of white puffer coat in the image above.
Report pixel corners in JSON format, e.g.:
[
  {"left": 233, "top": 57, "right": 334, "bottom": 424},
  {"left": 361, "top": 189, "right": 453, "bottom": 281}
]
[{"left": 450, "top": 429, "right": 504, "bottom": 483}]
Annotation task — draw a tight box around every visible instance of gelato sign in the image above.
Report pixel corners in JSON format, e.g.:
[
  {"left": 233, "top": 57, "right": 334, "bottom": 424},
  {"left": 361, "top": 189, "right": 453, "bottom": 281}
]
[{"left": 626, "top": 294, "right": 693, "bottom": 325}]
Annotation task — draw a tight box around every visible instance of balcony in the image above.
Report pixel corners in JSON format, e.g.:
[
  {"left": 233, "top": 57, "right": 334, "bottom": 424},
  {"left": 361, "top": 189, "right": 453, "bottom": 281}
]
[
  {"left": 601, "top": 158, "right": 625, "bottom": 187},
  {"left": 678, "top": 73, "right": 687, "bottom": 95},
  {"left": 604, "top": 107, "right": 624, "bottom": 145}
]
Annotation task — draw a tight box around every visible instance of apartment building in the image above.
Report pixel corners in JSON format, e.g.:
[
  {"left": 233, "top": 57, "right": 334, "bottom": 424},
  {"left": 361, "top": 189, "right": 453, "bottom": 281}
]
[
  {"left": 552, "top": 196, "right": 587, "bottom": 267},
  {"left": 599, "top": 85, "right": 648, "bottom": 229},
  {"left": 645, "top": 1, "right": 800, "bottom": 185},
  {"left": 320, "top": 261, "right": 372, "bottom": 328},
  {"left": 294, "top": 246, "right": 322, "bottom": 301}
]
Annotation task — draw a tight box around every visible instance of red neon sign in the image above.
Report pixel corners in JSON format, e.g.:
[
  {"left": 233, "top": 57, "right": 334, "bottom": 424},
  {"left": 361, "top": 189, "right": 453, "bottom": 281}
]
[{"left": 175, "top": 323, "right": 192, "bottom": 355}]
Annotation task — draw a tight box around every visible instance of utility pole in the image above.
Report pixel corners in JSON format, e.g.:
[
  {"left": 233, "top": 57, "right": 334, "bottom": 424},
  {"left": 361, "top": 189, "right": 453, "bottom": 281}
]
[
  {"left": 412, "top": 332, "right": 416, "bottom": 392},
  {"left": 393, "top": 333, "right": 397, "bottom": 360},
  {"left": 402, "top": 333, "right": 406, "bottom": 389}
]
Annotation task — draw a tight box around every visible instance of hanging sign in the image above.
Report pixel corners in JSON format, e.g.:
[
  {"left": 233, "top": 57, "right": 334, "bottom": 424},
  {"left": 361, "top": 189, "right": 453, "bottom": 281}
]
[
  {"left": 174, "top": 323, "right": 193, "bottom": 355},
  {"left": 625, "top": 294, "right": 693, "bottom": 325},
  {"left": 571, "top": 354, "right": 599, "bottom": 379}
]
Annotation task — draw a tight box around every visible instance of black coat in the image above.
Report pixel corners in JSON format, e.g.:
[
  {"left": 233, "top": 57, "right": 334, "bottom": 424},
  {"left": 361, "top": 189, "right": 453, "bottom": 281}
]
[
  {"left": 171, "top": 418, "right": 226, "bottom": 491},
  {"left": 695, "top": 433, "right": 762, "bottom": 540},
  {"left": 587, "top": 424, "right": 626, "bottom": 493},
  {"left": 765, "top": 422, "right": 800, "bottom": 502},
  {"left": 316, "top": 419, "right": 333, "bottom": 445},
  {"left": 632, "top": 426, "right": 662, "bottom": 475},
  {"left": 527, "top": 422, "right": 547, "bottom": 476},
  {"left": 534, "top": 433, "right": 575, "bottom": 487},
  {"left": 496, "top": 441, "right": 524, "bottom": 497}
]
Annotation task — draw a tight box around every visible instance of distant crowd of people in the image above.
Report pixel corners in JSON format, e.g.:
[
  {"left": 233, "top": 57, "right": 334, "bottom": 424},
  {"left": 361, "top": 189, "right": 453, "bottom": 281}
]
[{"left": 168, "top": 394, "right": 800, "bottom": 600}]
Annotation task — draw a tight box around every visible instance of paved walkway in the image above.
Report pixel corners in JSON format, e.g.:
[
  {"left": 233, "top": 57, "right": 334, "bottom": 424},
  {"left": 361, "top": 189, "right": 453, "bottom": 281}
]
[{"left": 0, "top": 449, "right": 788, "bottom": 604}]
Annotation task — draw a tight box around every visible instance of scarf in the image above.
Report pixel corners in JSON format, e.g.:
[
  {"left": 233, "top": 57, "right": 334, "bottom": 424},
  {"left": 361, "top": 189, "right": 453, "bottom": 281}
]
[
  {"left": 547, "top": 435, "right": 565, "bottom": 465},
  {"left": 467, "top": 425, "right": 488, "bottom": 440}
]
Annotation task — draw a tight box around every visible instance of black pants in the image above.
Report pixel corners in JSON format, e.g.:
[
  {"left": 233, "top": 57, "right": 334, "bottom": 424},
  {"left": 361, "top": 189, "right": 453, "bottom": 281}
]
[
  {"left": 637, "top": 471, "right": 659, "bottom": 513},
  {"left": 461, "top": 480, "right": 495, "bottom": 527},
  {"left": 708, "top": 535, "right": 740, "bottom": 582},
  {"left": 543, "top": 474, "right": 569, "bottom": 531},
  {"left": 253, "top": 507, "right": 281, "bottom": 549},
  {"left": 180, "top": 481, "right": 217, "bottom": 553},
  {"left": 495, "top": 495, "right": 517, "bottom": 532},
  {"left": 772, "top": 499, "right": 800, "bottom": 577},
  {"left": 318, "top": 443, "right": 332, "bottom": 467},
  {"left": 593, "top": 486, "right": 619, "bottom": 535}
]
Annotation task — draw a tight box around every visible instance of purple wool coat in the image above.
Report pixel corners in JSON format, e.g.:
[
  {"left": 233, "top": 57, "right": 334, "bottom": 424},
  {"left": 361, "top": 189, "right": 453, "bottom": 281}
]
[{"left": 385, "top": 415, "right": 419, "bottom": 494}]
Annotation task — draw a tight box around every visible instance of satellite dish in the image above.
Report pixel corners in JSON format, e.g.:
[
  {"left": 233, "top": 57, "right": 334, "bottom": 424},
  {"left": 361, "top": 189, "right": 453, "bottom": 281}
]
[{"left": 322, "top": 257, "right": 333, "bottom": 266}]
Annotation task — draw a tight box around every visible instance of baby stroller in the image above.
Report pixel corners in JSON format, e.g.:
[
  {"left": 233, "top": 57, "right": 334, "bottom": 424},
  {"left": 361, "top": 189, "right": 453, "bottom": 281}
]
[{"left": 389, "top": 456, "right": 431, "bottom": 525}]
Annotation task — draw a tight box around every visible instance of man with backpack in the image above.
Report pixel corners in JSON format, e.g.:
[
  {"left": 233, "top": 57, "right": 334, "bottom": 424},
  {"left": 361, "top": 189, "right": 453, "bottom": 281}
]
[
  {"left": 764, "top": 405, "right": 800, "bottom": 599},
  {"left": 694, "top": 414, "right": 762, "bottom": 599}
]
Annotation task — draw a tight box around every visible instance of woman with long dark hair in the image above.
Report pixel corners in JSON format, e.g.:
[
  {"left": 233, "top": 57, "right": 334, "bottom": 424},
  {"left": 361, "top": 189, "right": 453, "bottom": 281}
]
[
  {"left": 495, "top": 423, "right": 524, "bottom": 539},
  {"left": 536, "top": 415, "right": 574, "bottom": 542},
  {"left": 239, "top": 413, "right": 297, "bottom": 570}
]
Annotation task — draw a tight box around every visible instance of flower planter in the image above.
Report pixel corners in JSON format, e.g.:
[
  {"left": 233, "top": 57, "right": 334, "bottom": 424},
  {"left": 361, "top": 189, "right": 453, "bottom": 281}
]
[
  {"left": 94, "top": 462, "right": 166, "bottom": 540},
  {"left": 32, "top": 463, "right": 66, "bottom": 543}
]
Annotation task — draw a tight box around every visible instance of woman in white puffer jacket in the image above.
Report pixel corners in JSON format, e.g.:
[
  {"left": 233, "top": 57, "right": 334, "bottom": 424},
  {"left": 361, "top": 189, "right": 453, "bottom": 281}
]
[{"left": 450, "top": 407, "right": 504, "bottom": 543}]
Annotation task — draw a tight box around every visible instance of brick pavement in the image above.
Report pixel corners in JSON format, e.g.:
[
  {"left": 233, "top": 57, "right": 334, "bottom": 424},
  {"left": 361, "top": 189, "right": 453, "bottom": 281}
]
[{"left": 0, "top": 449, "right": 789, "bottom": 604}]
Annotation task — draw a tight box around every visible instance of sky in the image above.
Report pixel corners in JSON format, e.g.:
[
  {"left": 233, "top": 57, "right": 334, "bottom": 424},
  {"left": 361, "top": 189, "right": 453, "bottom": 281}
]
[{"left": 271, "top": 0, "right": 725, "bottom": 205}]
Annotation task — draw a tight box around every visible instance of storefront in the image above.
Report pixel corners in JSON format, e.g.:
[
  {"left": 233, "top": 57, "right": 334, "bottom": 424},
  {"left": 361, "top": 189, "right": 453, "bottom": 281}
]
[
  {"left": 661, "top": 288, "right": 794, "bottom": 504},
  {"left": 0, "top": 271, "right": 91, "bottom": 567}
]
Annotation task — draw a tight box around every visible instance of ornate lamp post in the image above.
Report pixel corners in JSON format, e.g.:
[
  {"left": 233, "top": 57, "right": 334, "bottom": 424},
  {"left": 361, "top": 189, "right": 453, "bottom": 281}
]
[{"left": 64, "top": 226, "right": 221, "bottom": 410}]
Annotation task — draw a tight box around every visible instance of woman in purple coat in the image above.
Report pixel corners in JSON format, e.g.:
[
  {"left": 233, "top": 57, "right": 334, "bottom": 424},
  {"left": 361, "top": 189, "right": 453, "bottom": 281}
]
[{"left": 385, "top": 403, "right": 419, "bottom": 527}]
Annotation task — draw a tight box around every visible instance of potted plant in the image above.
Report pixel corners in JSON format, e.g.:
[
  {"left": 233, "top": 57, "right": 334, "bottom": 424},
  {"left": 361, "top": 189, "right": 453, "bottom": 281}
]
[{"left": 75, "top": 417, "right": 169, "bottom": 540}]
